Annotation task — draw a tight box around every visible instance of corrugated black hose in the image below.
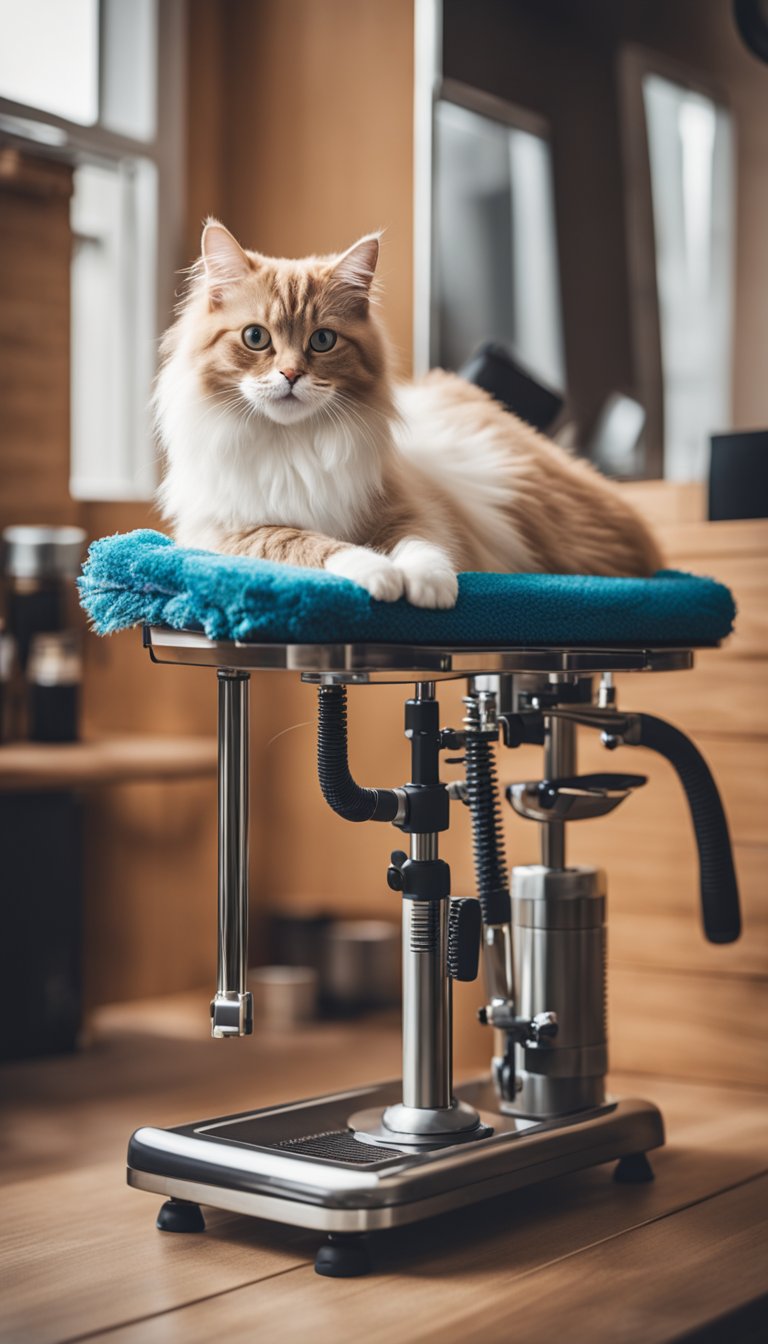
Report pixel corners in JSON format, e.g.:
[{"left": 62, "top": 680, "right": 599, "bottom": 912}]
[
  {"left": 630, "top": 714, "right": 741, "bottom": 944},
  {"left": 316, "top": 685, "right": 399, "bottom": 823},
  {"left": 464, "top": 732, "right": 511, "bottom": 926}
]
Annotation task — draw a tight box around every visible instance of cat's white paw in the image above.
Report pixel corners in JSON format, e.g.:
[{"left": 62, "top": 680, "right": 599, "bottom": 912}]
[
  {"left": 325, "top": 547, "right": 405, "bottom": 602},
  {"left": 400, "top": 566, "right": 459, "bottom": 609},
  {"left": 389, "top": 539, "right": 459, "bottom": 609}
]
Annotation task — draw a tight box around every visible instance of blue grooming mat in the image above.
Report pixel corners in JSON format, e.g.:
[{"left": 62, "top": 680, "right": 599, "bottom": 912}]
[{"left": 78, "top": 529, "right": 736, "bottom": 647}]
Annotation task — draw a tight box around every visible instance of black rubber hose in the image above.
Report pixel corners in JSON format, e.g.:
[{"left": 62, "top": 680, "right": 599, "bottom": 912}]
[
  {"left": 316, "top": 685, "right": 399, "bottom": 823},
  {"left": 465, "top": 733, "right": 511, "bottom": 926},
  {"left": 630, "top": 714, "right": 741, "bottom": 944}
]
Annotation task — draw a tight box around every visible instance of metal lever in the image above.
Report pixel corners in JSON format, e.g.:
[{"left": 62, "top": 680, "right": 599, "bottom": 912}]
[
  {"left": 507, "top": 772, "right": 647, "bottom": 823},
  {"left": 211, "top": 669, "right": 253, "bottom": 1038}
]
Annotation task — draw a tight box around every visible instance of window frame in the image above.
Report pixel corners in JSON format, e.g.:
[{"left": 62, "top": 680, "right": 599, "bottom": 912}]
[{"left": 0, "top": 0, "right": 187, "bottom": 500}]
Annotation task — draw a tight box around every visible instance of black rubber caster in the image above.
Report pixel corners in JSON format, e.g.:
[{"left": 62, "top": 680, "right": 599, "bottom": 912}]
[
  {"left": 614, "top": 1152, "right": 655, "bottom": 1184},
  {"left": 156, "top": 1198, "right": 206, "bottom": 1232},
  {"left": 314, "top": 1233, "right": 371, "bottom": 1277}
]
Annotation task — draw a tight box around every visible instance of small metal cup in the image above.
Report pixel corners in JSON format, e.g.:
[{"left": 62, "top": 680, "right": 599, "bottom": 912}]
[
  {"left": 248, "top": 965, "right": 319, "bottom": 1030},
  {"left": 323, "top": 920, "right": 400, "bottom": 1010}
]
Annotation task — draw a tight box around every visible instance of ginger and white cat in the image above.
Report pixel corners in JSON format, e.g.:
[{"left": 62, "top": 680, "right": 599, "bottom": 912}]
[{"left": 157, "top": 222, "right": 661, "bottom": 607}]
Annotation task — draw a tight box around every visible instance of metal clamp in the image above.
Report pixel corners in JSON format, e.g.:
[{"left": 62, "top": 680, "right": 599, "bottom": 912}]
[{"left": 478, "top": 1002, "right": 559, "bottom": 1047}]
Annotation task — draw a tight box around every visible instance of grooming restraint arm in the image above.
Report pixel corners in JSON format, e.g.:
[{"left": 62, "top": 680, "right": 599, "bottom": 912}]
[{"left": 622, "top": 714, "right": 741, "bottom": 944}]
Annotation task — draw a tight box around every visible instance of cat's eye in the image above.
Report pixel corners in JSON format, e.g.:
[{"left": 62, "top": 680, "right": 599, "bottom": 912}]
[
  {"left": 242, "top": 325, "right": 271, "bottom": 351},
  {"left": 309, "top": 328, "right": 337, "bottom": 353}
]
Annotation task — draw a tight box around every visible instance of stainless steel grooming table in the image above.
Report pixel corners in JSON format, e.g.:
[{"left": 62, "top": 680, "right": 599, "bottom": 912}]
[{"left": 127, "top": 628, "right": 711, "bottom": 1272}]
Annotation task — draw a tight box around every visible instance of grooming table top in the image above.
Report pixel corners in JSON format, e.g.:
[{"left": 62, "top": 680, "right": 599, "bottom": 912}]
[
  {"left": 79, "top": 529, "right": 736, "bottom": 673},
  {"left": 144, "top": 626, "right": 696, "bottom": 679}
]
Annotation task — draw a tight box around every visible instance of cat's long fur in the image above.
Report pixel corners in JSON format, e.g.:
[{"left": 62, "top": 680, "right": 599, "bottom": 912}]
[{"left": 157, "top": 223, "right": 661, "bottom": 607}]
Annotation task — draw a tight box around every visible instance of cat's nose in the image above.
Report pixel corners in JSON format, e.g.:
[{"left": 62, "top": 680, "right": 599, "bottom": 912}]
[{"left": 280, "top": 369, "right": 302, "bottom": 386}]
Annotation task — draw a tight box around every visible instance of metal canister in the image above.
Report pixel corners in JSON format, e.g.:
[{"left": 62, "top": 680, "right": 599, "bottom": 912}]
[
  {"left": 0, "top": 628, "right": 17, "bottom": 743},
  {"left": 511, "top": 864, "right": 607, "bottom": 1118},
  {"left": 2, "top": 525, "right": 86, "bottom": 670},
  {"left": 27, "top": 631, "right": 82, "bottom": 742}
]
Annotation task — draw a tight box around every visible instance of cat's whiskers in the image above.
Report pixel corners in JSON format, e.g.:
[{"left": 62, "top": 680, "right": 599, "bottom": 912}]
[
  {"left": 327, "top": 396, "right": 383, "bottom": 456},
  {"left": 333, "top": 388, "right": 392, "bottom": 422},
  {"left": 332, "top": 391, "right": 397, "bottom": 443}
]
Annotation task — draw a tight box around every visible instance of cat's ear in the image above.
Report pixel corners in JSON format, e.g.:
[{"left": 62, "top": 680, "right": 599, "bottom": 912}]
[
  {"left": 201, "top": 220, "right": 252, "bottom": 305},
  {"left": 330, "top": 233, "right": 381, "bottom": 297}
]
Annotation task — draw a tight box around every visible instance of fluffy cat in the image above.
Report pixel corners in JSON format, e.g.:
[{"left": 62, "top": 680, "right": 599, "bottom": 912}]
[{"left": 156, "top": 222, "right": 661, "bottom": 607}]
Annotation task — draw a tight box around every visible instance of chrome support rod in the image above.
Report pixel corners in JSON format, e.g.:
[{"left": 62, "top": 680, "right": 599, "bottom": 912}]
[
  {"left": 361, "top": 678, "right": 482, "bottom": 1143},
  {"left": 403, "top": 682, "right": 450, "bottom": 1110},
  {"left": 211, "top": 669, "right": 253, "bottom": 1038},
  {"left": 541, "top": 711, "right": 576, "bottom": 870},
  {"left": 383, "top": 679, "right": 481, "bottom": 1138},
  {"left": 401, "top": 835, "right": 452, "bottom": 1111}
]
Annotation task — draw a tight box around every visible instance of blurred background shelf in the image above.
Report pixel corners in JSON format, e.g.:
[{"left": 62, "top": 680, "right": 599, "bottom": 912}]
[{"left": 0, "top": 735, "right": 218, "bottom": 791}]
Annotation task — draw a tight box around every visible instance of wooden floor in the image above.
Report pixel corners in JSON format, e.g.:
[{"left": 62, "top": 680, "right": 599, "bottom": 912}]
[{"left": 2, "top": 994, "right": 766, "bottom": 1344}]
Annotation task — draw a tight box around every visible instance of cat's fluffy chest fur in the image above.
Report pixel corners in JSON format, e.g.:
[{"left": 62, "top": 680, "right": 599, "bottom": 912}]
[
  {"left": 158, "top": 363, "right": 387, "bottom": 549},
  {"left": 156, "top": 222, "right": 661, "bottom": 606}
]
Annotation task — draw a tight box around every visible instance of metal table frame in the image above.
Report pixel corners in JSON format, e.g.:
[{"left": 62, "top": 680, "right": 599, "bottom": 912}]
[
  {"left": 128, "top": 626, "right": 703, "bottom": 1263},
  {"left": 144, "top": 626, "right": 696, "bottom": 679}
]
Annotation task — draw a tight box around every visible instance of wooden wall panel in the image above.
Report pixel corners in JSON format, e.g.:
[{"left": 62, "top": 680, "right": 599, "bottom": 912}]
[
  {"left": 0, "top": 151, "right": 76, "bottom": 530},
  {"left": 221, "top": 0, "right": 415, "bottom": 375},
  {"left": 620, "top": 657, "right": 768, "bottom": 738},
  {"left": 82, "top": 778, "right": 218, "bottom": 1010},
  {"left": 609, "top": 967, "right": 767, "bottom": 1086},
  {"left": 608, "top": 848, "right": 766, "bottom": 976},
  {"left": 603, "top": 512, "right": 767, "bottom": 1083},
  {"left": 184, "top": 0, "right": 227, "bottom": 259}
]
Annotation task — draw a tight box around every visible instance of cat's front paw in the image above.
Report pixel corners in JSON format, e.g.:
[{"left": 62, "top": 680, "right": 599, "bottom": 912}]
[
  {"left": 401, "top": 567, "right": 459, "bottom": 609},
  {"left": 325, "top": 547, "right": 405, "bottom": 602}
]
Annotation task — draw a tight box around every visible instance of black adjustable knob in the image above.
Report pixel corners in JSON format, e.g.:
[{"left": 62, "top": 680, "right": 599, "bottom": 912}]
[
  {"left": 387, "top": 850, "right": 408, "bottom": 892},
  {"left": 447, "top": 898, "right": 481, "bottom": 982}
]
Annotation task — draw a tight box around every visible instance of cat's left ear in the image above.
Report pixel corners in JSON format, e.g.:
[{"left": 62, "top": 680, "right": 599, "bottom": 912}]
[
  {"left": 330, "top": 233, "right": 381, "bottom": 297},
  {"left": 201, "top": 219, "right": 252, "bottom": 306}
]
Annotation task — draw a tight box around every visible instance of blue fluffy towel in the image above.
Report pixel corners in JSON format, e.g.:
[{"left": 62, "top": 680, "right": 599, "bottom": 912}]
[{"left": 78, "top": 529, "right": 736, "bottom": 647}]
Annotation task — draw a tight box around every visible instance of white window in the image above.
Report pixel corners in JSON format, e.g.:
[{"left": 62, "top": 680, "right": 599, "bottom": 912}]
[
  {"left": 71, "top": 160, "right": 158, "bottom": 498},
  {"left": 0, "top": 0, "right": 185, "bottom": 500},
  {"left": 0, "top": 0, "right": 99, "bottom": 127},
  {"left": 643, "top": 75, "right": 735, "bottom": 482}
]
